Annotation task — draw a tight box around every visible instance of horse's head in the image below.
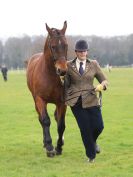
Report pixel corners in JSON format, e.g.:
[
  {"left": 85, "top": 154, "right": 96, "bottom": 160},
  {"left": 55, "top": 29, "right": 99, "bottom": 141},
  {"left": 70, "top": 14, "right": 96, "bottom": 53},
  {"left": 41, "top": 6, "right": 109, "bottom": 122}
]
[{"left": 45, "top": 21, "right": 68, "bottom": 76}]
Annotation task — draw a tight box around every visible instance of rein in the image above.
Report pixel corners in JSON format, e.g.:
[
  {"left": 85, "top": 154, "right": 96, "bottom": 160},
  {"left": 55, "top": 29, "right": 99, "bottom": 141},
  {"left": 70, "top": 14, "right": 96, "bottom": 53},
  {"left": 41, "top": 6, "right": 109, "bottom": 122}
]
[
  {"left": 65, "top": 89, "right": 102, "bottom": 107},
  {"left": 65, "top": 89, "right": 94, "bottom": 102},
  {"left": 66, "top": 89, "right": 95, "bottom": 96}
]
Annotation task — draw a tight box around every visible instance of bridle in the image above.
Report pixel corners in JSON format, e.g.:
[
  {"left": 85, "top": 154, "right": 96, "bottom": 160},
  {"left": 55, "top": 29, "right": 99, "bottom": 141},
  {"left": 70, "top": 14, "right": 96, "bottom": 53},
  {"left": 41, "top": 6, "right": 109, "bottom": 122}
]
[
  {"left": 47, "top": 34, "right": 68, "bottom": 62},
  {"left": 47, "top": 34, "right": 68, "bottom": 84}
]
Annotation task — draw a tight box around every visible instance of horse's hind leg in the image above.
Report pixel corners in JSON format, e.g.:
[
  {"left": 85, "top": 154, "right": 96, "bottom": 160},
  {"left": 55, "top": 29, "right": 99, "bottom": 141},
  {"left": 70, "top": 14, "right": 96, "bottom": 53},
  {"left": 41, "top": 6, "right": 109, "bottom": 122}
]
[
  {"left": 35, "top": 96, "right": 55, "bottom": 157},
  {"left": 54, "top": 104, "right": 67, "bottom": 155}
]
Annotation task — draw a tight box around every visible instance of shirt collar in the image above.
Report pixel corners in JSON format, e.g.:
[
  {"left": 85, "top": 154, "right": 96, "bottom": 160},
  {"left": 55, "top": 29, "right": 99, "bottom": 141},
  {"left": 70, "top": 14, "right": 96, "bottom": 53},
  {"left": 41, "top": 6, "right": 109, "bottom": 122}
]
[
  {"left": 72, "top": 57, "right": 90, "bottom": 63},
  {"left": 76, "top": 58, "right": 86, "bottom": 65}
]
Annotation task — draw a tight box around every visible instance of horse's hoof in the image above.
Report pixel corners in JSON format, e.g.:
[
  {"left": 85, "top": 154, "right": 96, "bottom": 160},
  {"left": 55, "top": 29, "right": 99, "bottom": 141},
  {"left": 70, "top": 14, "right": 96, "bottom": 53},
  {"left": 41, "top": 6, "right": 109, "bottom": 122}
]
[
  {"left": 55, "top": 147, "right": 62, "bottom": 155},
  {"left": 56, "top": 151, "right": 62, "bottom": 155},
  {"left": 46, "top": 150, "right": 55, "bottom": 158}
]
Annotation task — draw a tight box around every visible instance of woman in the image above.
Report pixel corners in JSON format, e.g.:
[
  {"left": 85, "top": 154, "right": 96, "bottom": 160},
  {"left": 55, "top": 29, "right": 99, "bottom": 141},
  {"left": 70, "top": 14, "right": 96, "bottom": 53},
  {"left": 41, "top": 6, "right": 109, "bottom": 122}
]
[{"left": 65, "top": 40, "right": 108, "bottom": 163}]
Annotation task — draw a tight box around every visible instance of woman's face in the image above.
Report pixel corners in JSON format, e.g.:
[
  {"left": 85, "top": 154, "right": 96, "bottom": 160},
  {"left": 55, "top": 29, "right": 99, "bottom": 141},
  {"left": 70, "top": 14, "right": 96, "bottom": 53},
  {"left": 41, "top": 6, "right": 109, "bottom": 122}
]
[{"left": 76, "top": 51, "right": 88, "bottom": 60}]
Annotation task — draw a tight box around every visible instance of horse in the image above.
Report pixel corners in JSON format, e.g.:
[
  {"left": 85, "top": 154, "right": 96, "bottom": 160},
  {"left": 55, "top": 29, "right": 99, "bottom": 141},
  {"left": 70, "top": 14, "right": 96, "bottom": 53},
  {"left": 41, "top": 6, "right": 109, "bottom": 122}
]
[{"left": 26, "top": 21, "right": 68, "bottom": 157}]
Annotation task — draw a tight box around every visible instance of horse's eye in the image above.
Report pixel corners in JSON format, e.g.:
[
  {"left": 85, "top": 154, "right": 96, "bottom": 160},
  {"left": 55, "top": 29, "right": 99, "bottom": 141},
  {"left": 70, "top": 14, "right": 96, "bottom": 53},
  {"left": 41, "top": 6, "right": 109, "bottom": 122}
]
[{"left": 52, "top": 46, "right": 56, "bottom": 50}]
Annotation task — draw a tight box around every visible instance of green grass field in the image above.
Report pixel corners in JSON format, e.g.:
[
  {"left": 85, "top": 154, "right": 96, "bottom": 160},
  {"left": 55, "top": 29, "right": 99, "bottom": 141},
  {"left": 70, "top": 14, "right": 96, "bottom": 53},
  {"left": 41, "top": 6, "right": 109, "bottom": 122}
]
[{"left": 0, "top": 68, "right": 133, "bottom": 177}]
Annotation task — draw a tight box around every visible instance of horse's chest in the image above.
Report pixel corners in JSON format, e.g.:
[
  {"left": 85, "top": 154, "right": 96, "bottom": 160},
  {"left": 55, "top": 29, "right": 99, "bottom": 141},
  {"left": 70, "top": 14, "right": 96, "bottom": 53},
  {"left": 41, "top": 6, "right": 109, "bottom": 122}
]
[{"left": 40, "top": 81, "right": 63, "bottom": 101}]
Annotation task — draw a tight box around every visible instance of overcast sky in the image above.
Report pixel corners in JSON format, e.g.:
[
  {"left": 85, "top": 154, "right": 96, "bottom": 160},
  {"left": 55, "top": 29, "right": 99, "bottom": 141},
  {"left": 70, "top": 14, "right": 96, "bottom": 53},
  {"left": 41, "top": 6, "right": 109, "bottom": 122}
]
[{"left": 0, "top": 0, "right": 133, "bottom": 39}]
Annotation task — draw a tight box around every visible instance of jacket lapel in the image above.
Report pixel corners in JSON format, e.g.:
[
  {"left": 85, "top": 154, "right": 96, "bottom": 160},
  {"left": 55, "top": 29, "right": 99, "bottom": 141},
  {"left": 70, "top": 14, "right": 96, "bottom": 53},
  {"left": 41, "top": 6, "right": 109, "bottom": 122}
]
[
  {"left": 83, "top": 59, "right": 91, "bottom": 75},
  {"left": 70, "top": 58, "right": 80, "bottom": 75},
  {"left": 70, "top": 58, "right": 91, "bottom": 76}
]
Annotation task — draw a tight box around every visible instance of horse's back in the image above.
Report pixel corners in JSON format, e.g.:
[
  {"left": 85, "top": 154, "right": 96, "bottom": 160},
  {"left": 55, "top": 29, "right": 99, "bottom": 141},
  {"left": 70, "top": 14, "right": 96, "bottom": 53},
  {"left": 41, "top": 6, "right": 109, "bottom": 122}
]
[{"left": 27, "top": 53, "right": 43, "bottom": 68}]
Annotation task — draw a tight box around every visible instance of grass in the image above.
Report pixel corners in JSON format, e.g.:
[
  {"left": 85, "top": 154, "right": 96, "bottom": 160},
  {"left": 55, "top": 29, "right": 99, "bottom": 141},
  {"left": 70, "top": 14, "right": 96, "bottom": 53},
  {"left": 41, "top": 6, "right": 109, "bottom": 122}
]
[{"left": 0, "top": 68, "right": 133, "bottom": 177}]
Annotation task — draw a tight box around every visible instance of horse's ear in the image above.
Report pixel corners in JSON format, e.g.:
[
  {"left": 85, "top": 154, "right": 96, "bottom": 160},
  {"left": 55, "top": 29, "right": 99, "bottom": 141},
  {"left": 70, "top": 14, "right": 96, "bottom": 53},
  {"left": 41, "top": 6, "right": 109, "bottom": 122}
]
[
  {"left": 61, "top": 21, "right": 67, "bottom": 34},
  {"left": 45, "top": 23, "right": 52, "bottom": 35}
]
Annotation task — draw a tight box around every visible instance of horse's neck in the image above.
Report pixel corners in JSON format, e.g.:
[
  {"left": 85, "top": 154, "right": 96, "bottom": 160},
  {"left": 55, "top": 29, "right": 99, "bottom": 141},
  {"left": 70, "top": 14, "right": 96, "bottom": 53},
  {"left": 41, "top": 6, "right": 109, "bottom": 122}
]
[
  {"left": 39, "top": 52, "right": 56, "bottom": 75},
  {"left": 44, "top": 36, "right": 50, "bottom": 53}
]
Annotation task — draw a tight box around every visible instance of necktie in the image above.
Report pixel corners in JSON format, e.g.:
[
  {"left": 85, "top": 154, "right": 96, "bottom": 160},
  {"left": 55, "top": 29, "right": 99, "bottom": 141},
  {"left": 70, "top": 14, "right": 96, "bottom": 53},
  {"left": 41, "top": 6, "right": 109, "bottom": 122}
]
[{"left": 79, "top": 62, "right": 84, "bottom": 75}]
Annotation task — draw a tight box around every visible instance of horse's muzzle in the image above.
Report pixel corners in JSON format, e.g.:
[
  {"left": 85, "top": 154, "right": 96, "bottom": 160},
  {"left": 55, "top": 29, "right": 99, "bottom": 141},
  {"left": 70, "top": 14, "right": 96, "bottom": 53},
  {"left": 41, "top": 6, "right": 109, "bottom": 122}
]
[{"left": 56, "top": 68, "right": 67, "bottom": 76}]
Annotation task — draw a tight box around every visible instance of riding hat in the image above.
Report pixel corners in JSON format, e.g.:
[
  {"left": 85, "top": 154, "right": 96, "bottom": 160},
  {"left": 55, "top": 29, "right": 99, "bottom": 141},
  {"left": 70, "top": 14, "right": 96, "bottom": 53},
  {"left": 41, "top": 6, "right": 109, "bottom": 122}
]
[{"left": 75, "top": 40, "right": 89, "bottom": 51}]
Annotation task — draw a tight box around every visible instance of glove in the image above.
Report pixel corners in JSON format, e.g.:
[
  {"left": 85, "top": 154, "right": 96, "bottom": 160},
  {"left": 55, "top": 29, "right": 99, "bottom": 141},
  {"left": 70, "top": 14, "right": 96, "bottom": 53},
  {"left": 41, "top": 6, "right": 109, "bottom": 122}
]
[{"left": 95, "top": 84, "right": 103, "bottom": 92}]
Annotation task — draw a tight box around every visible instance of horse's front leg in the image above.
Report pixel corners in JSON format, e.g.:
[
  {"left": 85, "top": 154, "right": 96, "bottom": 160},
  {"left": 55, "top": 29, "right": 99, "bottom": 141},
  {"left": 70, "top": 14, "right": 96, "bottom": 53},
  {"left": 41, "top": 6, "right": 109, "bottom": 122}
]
[
  {"left": 35, "top": 96, "right": 55, "bottom": 157},
  {"left": 54, "top": 104, "right": 67, "bottom": 155}
]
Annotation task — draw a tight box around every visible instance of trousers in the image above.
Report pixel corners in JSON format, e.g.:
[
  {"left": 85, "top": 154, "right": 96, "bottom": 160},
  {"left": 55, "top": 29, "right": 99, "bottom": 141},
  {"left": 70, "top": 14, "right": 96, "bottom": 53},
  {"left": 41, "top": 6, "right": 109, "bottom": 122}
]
[{"left": 71, "top": 99, "right": 104, "bottom": 159}]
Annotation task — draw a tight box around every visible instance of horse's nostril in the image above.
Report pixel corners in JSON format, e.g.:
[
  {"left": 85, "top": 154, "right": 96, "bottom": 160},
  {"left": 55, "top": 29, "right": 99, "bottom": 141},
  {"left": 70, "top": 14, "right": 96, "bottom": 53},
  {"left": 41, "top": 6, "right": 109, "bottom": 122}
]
[
  {"left": 57, "top": 68, "right": 61, "bottom": 74},
  {"left": 60, "top": 70, "right": 66, "bottom": 76},
  {"left": 56, "top": 68, "right": 66, "bottom": 76}
]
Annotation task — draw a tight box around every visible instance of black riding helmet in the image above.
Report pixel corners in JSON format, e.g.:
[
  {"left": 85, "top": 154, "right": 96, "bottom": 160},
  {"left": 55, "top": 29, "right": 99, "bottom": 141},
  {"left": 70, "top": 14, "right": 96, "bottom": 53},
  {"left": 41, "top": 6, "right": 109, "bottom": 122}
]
[{"left": 75, "top": 40, "right": 89, "bottom": 51}]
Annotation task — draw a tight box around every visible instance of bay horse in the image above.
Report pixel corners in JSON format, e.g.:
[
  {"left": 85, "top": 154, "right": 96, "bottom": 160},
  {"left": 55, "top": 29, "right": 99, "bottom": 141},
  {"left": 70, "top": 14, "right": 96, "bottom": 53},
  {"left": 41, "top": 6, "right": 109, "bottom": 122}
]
[{"left": 26, "top": 21, "right": 68, "bottom": 157}]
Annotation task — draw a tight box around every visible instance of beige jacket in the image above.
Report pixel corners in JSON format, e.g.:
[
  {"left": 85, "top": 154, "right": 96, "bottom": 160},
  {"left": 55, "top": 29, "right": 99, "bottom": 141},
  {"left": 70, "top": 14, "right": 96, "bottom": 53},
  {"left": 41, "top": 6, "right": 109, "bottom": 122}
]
[{"left": 64, "top": 58, "right": 108, "bottom": 108}]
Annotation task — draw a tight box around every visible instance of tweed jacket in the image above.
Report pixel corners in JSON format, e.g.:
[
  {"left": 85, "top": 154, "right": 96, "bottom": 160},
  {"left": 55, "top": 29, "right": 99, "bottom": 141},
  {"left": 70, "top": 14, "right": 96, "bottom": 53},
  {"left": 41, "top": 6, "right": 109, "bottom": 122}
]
[{"left": 64, "top": 58, "right": 108, "bottom": 108}]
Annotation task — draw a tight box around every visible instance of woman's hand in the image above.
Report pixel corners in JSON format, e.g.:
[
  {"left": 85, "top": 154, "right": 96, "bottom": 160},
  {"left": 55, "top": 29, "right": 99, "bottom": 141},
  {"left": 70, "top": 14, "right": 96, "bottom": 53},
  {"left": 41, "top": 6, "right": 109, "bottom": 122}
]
[{"left": 95, "top": 84, "right": 103, "bottom": 92}]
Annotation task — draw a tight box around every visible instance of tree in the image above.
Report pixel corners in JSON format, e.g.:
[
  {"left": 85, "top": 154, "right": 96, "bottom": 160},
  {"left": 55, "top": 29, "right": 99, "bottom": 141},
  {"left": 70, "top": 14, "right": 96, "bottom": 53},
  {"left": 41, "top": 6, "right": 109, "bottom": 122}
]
[{"left": 0, "top": 41, "right": 3, "bottom": 64}]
